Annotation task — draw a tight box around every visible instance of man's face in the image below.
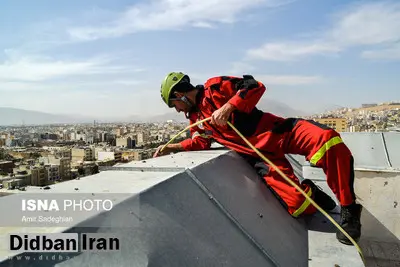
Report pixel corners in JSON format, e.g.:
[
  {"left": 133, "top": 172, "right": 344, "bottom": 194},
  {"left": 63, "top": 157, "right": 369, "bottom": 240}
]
[
  {"left": 170, "top": 92, "right": 192, "bottom": 113},
  {"left": 171, "top": 99, "right": 190, "bottom": 113}
]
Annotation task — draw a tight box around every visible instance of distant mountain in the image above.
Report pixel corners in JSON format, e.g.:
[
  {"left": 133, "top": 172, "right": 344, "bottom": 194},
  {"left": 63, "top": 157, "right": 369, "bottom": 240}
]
[
  {"left": 258, "top": 97, "right": 308, "bottom": 117},
  {"left": 145, "top": 112, "right": 188, "bottom": 122},
  {"left": 0, "top": 98, "right": 308, "bottom": 126},
  {"left": 0, "top": 107, "right": 96, "bottom": 126},
  {"left": 0, "top": 107, "right": 169, "bottom": 126}
]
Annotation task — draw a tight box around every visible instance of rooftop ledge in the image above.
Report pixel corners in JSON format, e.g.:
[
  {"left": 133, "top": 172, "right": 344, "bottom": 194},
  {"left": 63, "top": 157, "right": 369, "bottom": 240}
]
[{"left": 0, "top": 133, "right": 399, "bottom": 266}]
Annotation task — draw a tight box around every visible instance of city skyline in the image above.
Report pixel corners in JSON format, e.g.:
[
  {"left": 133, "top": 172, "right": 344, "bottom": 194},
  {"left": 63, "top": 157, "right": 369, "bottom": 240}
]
[{"left": 1, "top": 0, "right": 400, "bottom": 117}]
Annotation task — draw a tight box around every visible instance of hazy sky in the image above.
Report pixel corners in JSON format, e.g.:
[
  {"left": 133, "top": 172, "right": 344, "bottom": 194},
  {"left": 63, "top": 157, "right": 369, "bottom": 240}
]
[{"left": 0, "top": 0, "right": 399, "bottom": 118}]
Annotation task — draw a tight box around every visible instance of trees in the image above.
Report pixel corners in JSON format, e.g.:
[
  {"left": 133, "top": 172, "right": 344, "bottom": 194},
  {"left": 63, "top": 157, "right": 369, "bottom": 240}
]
[
  {"left": 91, "top": 165, "right": 99, "bottom": 174},
  {"left": 30, "top": 152, "right": 41, "bottom": 159},
  {"left": 0, "top": 149, "right": 13, "bottom": 161}
]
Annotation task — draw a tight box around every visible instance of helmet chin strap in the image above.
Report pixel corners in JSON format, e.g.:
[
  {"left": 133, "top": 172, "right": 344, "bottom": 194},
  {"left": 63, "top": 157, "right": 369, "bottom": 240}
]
[
  {"left": 180, "top": 96, "right": 196, "bottom": 119},
  {"left": 180, "top": 96, "right": 193, "bottom": 108}
]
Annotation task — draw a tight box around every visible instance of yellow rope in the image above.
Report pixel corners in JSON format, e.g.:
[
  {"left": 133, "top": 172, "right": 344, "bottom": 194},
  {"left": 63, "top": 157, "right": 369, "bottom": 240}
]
[{"left": 161, "top": 117, "right": 365, "bottom": 265}]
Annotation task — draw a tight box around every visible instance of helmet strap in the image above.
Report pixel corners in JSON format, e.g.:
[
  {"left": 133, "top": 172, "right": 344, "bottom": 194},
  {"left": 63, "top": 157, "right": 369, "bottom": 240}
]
[
  {"left": 180, "top": 95, "right": 197, "bottom": 119},
  {"left": 180, "top": 96, "right": 193, "bottom": 108}
]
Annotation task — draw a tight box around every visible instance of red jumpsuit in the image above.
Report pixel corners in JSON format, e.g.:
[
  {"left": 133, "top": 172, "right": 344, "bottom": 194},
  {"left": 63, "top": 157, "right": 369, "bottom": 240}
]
[{"left": 179, "top": 75, "right": 356, "bottom": 217}]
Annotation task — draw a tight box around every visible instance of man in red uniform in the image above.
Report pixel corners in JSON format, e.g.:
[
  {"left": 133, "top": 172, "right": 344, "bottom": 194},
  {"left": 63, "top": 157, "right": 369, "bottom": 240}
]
[{"left": 154, "top": 72, "right": 362, "bottom": 245}]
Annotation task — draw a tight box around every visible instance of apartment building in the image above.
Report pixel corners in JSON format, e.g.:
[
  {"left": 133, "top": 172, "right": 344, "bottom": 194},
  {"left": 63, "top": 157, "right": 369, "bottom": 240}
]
[
  {"left": 71, "top": 147, "right": 95, "bottom": 162},
  {"left": 54, "top": 149, "right": 72, "bottom": 159},
  {"left": 97, "top": 151, "right": 122, "bottom": 162},
  {"left": 120, "top": 150, "right": 152, "bottom": 161},
  {"left": 135, "top": 132, "right": 149, "bottom": 146},
  {"left": 1, "top": 170, "right": 31, "bottom": 189},
  {"left": 349, "top": 125, "right": 362, "bottom": 132},
  {"left": 114, "top": 151, "right": 122, "bottom": 162},
  {"left": 39, "top": 154, "right": 72, "bottom": 181},
  {"left": 314, "top": 118, "right": 348, "bottom": 132},
  {"left": 0, "top": 161, "right": 14, "bottom": 174},
  {"left": 94, "top": 147, "right": 105, "bottom": 159},
  {"left": 45, "top": 164, "right": 60, "bottom": 182},
  {"left": 116, "top": 137, "right": 134, "bottom": 148},
  {"left": 31, "top": 166, "right": 47, "bottom": 186},
  {"left": 114, "top": 128, "right": 123, "bottom": 137},
  {"left": 49, "top": 157, "right": 71, "bottom": 180}
]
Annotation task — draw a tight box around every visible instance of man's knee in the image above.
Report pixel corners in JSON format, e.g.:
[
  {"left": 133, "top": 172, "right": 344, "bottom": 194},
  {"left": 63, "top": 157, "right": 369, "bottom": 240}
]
[
  {"left": 277, "top": 191, "right": 317, "bottom": 217},
  {"left": 290, "top": 203, "right": 317, "bottom": 217},
  {"left": 309, "top": 128, "right": 350, "bottom": 166},
  {"left": 254, "top": 161, "right": 270, "bottom": 177},
  {"left": 289, "top": 188, "right": 318, "bottom": 217}
]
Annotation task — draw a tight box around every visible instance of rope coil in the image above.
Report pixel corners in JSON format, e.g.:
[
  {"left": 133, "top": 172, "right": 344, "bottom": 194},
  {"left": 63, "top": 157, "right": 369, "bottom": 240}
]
[{"left": 161, "top": 117, "right": 365, "bottom": 265}]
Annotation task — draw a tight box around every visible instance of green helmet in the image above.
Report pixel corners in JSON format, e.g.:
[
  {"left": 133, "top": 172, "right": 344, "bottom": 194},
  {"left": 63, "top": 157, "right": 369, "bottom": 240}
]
[{"left": 160, "top": 72, "right": 188, "bottom": 107}]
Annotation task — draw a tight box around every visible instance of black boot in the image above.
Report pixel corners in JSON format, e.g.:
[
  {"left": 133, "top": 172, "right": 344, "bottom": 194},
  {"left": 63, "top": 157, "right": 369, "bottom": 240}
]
[
  {"left": 336, "top": 203, "right": 362, "bottom": 245},
  {"left": 302, "top": 179, "right": 337, "bottom": 211}
]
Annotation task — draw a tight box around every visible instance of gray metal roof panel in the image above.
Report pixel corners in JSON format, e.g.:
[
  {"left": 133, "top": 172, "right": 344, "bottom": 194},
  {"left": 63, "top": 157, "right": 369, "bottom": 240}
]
[
  {"left": 2, "top": 172, "right": 279, "bottom": 267},
  {"left": 9, "top": 170, "right": 178, "bottom": 194},
  {"left": 340, "top": 133, "right": 390, "bottom": 170},
  {"left": 288, "top": 154, "right": 308, "bottom": 166},
  {"left": 383, "top": 132, "right": 400, "bottom": 169},
  {"left": 287, "top": 132, "right": 400, "bottom": 172},
  {"left": 0, "top": 150, "right": 365, "bottom": 266},
  {"left": 118, "top": 148, "right": 228, "bottom": 169}
]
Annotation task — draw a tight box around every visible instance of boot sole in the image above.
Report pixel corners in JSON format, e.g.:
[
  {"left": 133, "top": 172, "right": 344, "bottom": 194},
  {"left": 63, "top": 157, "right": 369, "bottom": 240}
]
[{"left": 337, "top": 236, "right": 360, "bottom": 246}]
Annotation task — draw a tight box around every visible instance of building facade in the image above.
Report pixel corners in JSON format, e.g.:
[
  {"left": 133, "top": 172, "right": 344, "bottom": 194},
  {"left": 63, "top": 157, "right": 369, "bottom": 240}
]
[{"left": 314, "top": 118, "right": 348, "bottom": 132}]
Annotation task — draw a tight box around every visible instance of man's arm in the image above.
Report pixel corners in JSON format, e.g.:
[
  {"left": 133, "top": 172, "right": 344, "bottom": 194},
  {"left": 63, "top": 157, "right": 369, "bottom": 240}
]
[
  {"left": 179, "top": 116, "right": 212, "bottom": 151},
  {"left": 210, "top": 75, "right": 266, "bottom": 126},
  {"left": 153, "top": 121, "right": 212, "bottom": 158},
  {"left": 179, "top": 130, "right": 212, "bottom": 151},
  {"left": 153, "top": 143, "right": 184, "bottom": 158},
  {"left": 225, "top": 75, "right": 266, "bottom": 114}
]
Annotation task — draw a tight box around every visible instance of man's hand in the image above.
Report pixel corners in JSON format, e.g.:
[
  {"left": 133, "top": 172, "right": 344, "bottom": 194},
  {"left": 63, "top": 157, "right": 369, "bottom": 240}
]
[
  {"left": 153, "top": 145, "right": 170, "bottom": 158},
  {"left": 211, "top": 102, "right": 236, "bottom": 126},
  {"left": 153, "top": 143, "right": 183, "bottom": 158}
]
